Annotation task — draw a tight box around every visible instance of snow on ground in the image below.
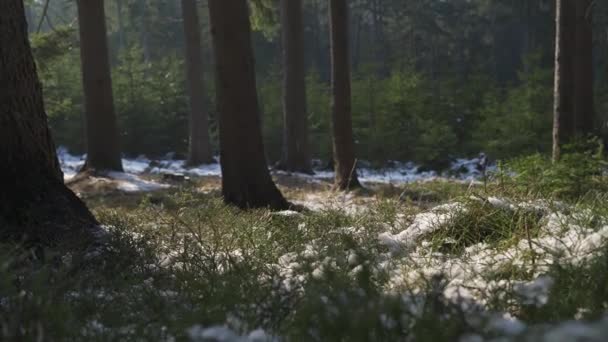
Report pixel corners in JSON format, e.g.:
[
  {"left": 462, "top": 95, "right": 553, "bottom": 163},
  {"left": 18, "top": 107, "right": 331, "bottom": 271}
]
[
  {"left": 57, "top": 147, "right": 489, "bottom": 185},
  {"left": 106, "top": 172, "right": 171, "bottom": 192},
  {"left": 375, "top": 197, "right": 608, "bottom": 338}
]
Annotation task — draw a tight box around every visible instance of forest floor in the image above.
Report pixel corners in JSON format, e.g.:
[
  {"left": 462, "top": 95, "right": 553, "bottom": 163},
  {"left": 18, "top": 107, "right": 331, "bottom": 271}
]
[{"left": 3, "top": 151, "right": 608, "bottom": 341}]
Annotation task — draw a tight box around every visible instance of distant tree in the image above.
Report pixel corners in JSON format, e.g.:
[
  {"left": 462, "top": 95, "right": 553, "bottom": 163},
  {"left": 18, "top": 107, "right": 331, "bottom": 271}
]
[
  {"left": 208, "top": 0, "right": 289, "bottom": 209},
  {"left": 552, "top": 0, "right": 576, "bottom": 161},
  {"left": 573, "top": 0, "right": 594, "bottom": 135},
  {"left": 277, "top": 0, "right": 312, "bottom": 174},
  {"left": 76, "top": 0, "right": 123, "bottom": 172},
  {"left": 329, "top": 0, "right": 361, "bottom": 189},
  {"left": 1, "top": 0, "right": 97, "bottom": 243},
  {"left": 181, "top": 0, "right": 213, "bottom": 166}
]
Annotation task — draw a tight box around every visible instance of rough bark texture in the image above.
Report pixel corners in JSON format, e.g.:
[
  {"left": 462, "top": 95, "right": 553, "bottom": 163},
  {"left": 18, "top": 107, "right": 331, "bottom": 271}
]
[
  {"left": 573, "top": 0, "right": 594, "bottom": 135},
  {"left": 278, "top": 0, "right": 312, "bottom": 174},
  {"left": 208, "top": 0, "right": 289, "bottom": 210},
  {"left": 182, "top": 0, "right": 213, "bottom": 166},
  {"left": 552, "top": 0, "right": 576, "bottom": 161},
  {"left": 329, "top": 0, "right": 361, "bottom": 190},
  {"left": 0, "top": 0, "right": 97, "bottom": 244},
  {"left": 77, "top": 0, "right": 123, "bottom": 172}
]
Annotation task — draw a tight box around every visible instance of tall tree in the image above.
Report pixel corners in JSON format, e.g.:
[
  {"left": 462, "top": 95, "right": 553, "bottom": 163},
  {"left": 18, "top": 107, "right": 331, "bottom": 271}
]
[
  {"left": 573, "top": 0, "right": 594, "bottom": 135},
  {"left": 208, "top": 0, "right": 289, "bottom": 209},
  {"left": 552, "top": 0, "right": 576, "bottom": 161},
  {"left": 329, "top": 0, "right": 361, "bottom": 189},
  {"left": 277, "top": 0, "right": 312, "bottom": 174},
  {"left": 181, "top": 0, "right": 213, "bottom": 165},
  {"left": 1, "top": 0, "right": 97, "bottom": 243},
  {"left": 77, "top": 0, "right": 123, "bottom": 172}
]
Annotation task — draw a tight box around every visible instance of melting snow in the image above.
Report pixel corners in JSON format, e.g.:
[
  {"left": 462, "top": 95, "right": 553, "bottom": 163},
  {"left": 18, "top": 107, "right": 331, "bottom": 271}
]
[{"left": 57, "top": 147, "right": 490, "bottom": 185}]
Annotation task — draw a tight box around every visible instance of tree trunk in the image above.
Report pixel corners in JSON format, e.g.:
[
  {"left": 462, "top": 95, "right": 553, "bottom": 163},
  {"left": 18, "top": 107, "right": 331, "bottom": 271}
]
[
  {"left": 77, "top": 0, "right": 123, "bottom": 172},
  {"left": 182, "top": 0, "right": 213, "bottom": 166},
  {"left": 573, "top": 0, "right": 594, "bottom": 136},
  {"left": 552, "top": 0, "right": 576, "bottom": 161},
  {"left": 208, "top": 0, "right": 289, "bottom": 210},
  {"left": 0, "top": 0, "right": 97, "bottom": 244},
  {"left": 116, "top": 0, "right": 126, "bottom": 51},
  {"left": 140, "top": 0, "right": 152, "bottom": 63},
  {"left": 329, "top": 0, "right": 361, "bottom": 190},
  {"left": 278, "top": 0, "right": 312, "bottom": 174}
]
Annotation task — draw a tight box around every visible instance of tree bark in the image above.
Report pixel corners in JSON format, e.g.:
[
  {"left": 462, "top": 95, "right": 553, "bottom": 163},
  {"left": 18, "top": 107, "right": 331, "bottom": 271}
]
[
  {"left": 182, "top": 0, "right": 213, "bottom": 166},
  {"left": 573, "top": 0, "right": 594, "bottom": 136},
  {"left": 278, "top": 0, "right": 313, "bottom": 174},
  {"left": 77, "top": 0, "right": 123, "bottom": 172},
  {"left": 0, "top": 0, "right": 97, "bottom": 244},
  {"left": 116, "top": 0, "right": 126, "bottom": 51},
  {"left": 208, "top": 0, "right": 289, "bottom": 210},
  {"left": 552, "top": 0, "right": 576, "bottom": 161},
  {"left": 329, "top": 0, "right": 361, "bottom": 190}
]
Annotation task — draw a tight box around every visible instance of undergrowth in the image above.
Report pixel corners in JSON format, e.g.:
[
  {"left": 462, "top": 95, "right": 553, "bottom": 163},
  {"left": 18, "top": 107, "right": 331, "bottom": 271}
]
[{"left": 3, "top": 154, "right": 608, "bottom": 341}]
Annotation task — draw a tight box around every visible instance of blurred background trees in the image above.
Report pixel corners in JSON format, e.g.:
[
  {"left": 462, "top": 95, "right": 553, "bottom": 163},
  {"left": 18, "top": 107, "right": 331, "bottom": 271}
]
[{"left": 26, "top": 0, "right": 608, "bottom": 169}]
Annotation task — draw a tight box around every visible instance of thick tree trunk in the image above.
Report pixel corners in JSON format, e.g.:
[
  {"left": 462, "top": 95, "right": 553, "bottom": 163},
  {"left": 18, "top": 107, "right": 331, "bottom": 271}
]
[
  {"left": 77, "top": 0, "right": 123, "bottom": 172},
  {"left": 208, "top": 0, "right": 289, "bottom": 210},
  {"left": 182, "top": 0, "right": 213, "bottom": 166},
  {"left": 552, "top": 0, "right": 576, "bottom": 161},
  {"left": 278, "top": 0, "right": 313, "bottom": 174},
  {"left": 0, "top": 0, "right": 97, "bottom": 244},
  {"left": 329, "top": 0, "right": 361, "bottom": 190},
  {"left": 573, "top": 0, "right": 594, "bottom": 135}
]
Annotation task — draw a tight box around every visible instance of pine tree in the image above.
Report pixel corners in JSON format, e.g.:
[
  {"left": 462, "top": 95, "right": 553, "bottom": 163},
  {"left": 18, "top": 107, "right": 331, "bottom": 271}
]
[
  {"left": 77, "top": 0, "right": 123, "bottom": 172},
  {"left": 277, "top": 0, "right": 312, "bottom": 174},
  {"left": 1, "top": 0, "right": 97, "bottom": 243},
  {"left": 208, "top": 0, "right": 289, "bottom": 209},
  {"left": 329, "top": 0, "right": 361, "bottom": 189},
  {"left": 182, "top": 0, "right": 213, "bottom": 166}
]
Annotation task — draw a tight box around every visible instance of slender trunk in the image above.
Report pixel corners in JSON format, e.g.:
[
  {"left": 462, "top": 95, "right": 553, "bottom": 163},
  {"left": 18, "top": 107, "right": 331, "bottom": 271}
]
[
  {"left": 208, "top": 0, "right": 289, "bottom": 210},
  {"left": 329, "top": 0, "right": 361, "bottom": 190},
  {"left": 182, "top": 0, "right": 213, "bottom": 166},
  {"left": 77, "top": 0, "right": 123, "bottom": 172},
  {"left": 116, "top": 0, "right": 125, "bottom": 51},
  {"left": 0, "top": 0, "right": 97, "bottom": 244},
  {"left": 278, "top": 0, "right": 312, "bottom": 174},
  {"left": 573, "top": 0, "right": 594, "bottom": 135},
  {"left": 352, "top": 10, "right": 362, "bottom": 72},
  {"left": 140, "top": 0, "right": 151, "bottom": 63},
  {"left": 552, "top": 0, "right": 576, "bottom": 161}
]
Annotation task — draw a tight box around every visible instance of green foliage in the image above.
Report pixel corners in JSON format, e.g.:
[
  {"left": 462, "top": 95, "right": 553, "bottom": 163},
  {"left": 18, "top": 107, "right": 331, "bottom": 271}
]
[
  {"left": 474, "top": 52, "right": 554, "bottom": 159},
  {"left": 250, "top": 0, "right": 280, "bottom": 40},
  {"left": 30, "top": 26, "right": 78, "bottom": 70},
  {"left": 112, "top": 46, "right": 192, "bottom": 156},
  {"left": 497, "top": 146, "right": 608, "bottom": 200}
]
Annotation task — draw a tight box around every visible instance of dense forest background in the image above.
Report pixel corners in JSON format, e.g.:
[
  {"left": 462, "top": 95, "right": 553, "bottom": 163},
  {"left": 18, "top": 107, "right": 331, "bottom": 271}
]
[{"left": 28, "top": 0, "right": 608, "bottom": 168}]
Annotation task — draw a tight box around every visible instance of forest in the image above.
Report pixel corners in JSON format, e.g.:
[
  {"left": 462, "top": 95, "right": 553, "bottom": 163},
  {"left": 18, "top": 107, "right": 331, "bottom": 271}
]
[{"left": 2, "top": 0, "right": 608, "bottom": 340}]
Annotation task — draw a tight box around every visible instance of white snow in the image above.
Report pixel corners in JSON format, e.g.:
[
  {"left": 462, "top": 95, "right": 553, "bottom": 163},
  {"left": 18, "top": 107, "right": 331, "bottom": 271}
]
[
  {"left": 188, "top": 325, "right": 274, "bottom": 342},
  {"left": 107, "top": 172, "right": 171, "bottom": 192},
  {"left": 379, "top": 202, "right": 467, "bottom": 254},
  {"left": 375, "top": 197, "right": 608, "bottom": 338},
  {"left": 57, "top": 147, "right": 491, "bottom": 185}
]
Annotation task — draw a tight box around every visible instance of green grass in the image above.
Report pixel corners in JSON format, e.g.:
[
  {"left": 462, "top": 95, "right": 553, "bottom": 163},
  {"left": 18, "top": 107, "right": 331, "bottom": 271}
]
[{"left": 4, "top": 159, "right": 608, "bottom": 341}]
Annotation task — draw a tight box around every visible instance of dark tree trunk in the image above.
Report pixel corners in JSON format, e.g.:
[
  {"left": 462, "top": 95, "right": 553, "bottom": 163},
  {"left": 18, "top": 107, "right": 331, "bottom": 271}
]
[
  {"left": 329, "top": 0, "right": 361, "bottom": 190},
  {"left": 208, "top": 0, "right": 289, "bottom": 210},
  {"left": 552, "top": 0, "right": 576, "bottom": 161},
  {"left": 573, "top": 0, "right": 594, "bottom": 135},
  {"left": 77, "top": 0, "right": 123, "bottom": 172},
  {"left": 278, "top": 0, "right": 313, "bottom": 174},
  {"left": 182, "top": 0, "right": 213, "bottom": 166},
  {"left": 0, "top": 0, "right": 97, "bottom": 244}
]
